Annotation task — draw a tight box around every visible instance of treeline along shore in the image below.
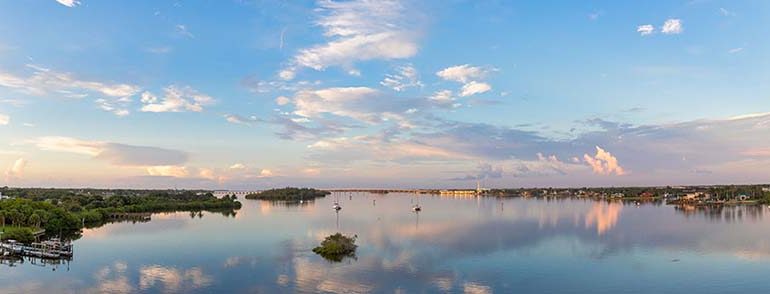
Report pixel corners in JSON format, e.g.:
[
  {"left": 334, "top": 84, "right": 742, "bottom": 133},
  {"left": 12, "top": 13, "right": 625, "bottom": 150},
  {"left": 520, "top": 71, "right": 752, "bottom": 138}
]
[
  {"left": 244, "top": 187, "right": 330, "bottom": 201},
  {"left": 0, "top": 187, "right": 241, "bottom": 242}
]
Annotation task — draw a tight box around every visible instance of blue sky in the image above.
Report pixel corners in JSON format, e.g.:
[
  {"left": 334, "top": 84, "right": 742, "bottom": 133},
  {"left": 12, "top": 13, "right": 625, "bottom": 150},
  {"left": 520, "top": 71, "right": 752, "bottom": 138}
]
[{"left": 0, "top": 0, "right": 768, "bottom": 189}]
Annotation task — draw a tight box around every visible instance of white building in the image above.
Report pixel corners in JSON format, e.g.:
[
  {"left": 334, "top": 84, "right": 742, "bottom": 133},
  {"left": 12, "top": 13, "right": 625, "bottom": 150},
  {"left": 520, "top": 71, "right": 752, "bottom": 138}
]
[{"left": 0, "top": 192, "right": 9, "bottom": 200}]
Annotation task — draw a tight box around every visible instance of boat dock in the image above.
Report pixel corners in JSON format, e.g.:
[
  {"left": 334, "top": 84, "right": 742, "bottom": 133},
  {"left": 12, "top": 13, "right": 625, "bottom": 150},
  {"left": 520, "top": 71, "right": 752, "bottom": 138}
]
[{"left": 1, "top": 238, "right": 73, "bottom": 260}]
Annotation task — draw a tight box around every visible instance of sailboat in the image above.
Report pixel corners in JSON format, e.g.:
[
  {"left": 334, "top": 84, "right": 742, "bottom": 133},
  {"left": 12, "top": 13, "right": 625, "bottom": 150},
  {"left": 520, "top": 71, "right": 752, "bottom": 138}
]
[
  {"left": 412, "top": 194, "right": 422, "bottom": 212},
  {"left": 333, "top": 193, "right": 342, "bottom": 211}
]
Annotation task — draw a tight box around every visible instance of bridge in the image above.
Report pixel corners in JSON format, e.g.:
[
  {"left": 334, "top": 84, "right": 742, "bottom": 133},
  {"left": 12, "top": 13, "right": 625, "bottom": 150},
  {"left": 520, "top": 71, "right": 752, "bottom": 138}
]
[
  {"left": 212, "top": 190, "right": 262, "bottom": 198},
  {"left": 325, "top": 189, "right": 440, "bottom": 194}
]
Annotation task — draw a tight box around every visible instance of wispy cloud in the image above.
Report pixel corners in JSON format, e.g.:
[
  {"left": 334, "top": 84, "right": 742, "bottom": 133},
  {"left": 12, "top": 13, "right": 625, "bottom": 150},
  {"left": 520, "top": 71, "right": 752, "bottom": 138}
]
[
  {"left": 55, "top": 0, "right": 80, "bottom": 8},
  {"left": 719, "top": 7, "right": 736, "bottom": 17},
  {"left": 282, "top": 0, "right": 421, "bottom": 79},
  {"left": 0, "top": 113, "right": 9, "bottom": 125},
  {"left": 32, "top": 136, "right": 188, "bottom": 166},
  {"left": 0, "top": 64, "right": 139, "bottom": 98},
  {"left": 175, "top": 24, "right": 194, "bottom": 38},
  {"left": 381, "top": 64, "right": 422, "bottom": 91},
  {"left": 140, "top": 86, "right": 215, "bottom": 113},
  {"left": 637, "top": 24, "right": 654, "bottom": 36},
  {"left": 224, "top": 114, "right": 260, "bottom": 126}
]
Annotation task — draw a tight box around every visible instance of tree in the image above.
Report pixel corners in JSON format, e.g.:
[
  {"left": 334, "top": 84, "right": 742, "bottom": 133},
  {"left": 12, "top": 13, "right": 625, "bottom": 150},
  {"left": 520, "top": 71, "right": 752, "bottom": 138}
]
[
  {"left": 28, "top": 213, "right": 41, "bottom": 228},
  {"left": 0, "top": 211, "right": 5, "bottom": 227}
]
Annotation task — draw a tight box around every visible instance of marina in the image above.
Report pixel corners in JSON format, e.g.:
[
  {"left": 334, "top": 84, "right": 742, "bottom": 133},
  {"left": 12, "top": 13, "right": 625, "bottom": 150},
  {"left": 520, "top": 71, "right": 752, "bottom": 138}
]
[{"left": 0, "top": 238, "right": 73, "bottom": 260}]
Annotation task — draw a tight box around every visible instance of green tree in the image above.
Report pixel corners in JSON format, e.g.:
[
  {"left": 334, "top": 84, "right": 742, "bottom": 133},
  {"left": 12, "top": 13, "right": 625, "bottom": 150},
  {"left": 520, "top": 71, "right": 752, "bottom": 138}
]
[{"left": 28, "top": 213, "right": 41, "bottom": 228}]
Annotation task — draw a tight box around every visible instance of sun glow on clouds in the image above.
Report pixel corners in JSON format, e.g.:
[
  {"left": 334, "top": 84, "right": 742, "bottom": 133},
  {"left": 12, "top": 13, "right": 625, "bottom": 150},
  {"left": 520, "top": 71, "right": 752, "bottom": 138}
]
[
  {"left": 4, "top": 158, "right": 27, "bottom": 181},
  {"left": 32, "top": 136, "right": 188, "bottom": 166},
  {"left": 583, "top": 146, "right": 626, "bottom": 176}
]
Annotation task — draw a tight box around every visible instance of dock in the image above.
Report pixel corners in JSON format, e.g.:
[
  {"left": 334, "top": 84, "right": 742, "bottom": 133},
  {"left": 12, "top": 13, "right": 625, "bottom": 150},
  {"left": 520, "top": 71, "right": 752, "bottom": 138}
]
[{"left": 1, "top": 238, "right": 73, "bottom": 260}]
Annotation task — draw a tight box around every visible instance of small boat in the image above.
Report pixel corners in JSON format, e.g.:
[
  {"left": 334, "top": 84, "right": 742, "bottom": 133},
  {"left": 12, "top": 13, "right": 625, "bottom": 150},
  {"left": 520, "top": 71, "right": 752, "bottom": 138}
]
[
  {"left": 412, "top": 205, "right": 422, "bottom": 212},
  {"left": 333, "top": 202, "right": 342, "bottom": 211}
]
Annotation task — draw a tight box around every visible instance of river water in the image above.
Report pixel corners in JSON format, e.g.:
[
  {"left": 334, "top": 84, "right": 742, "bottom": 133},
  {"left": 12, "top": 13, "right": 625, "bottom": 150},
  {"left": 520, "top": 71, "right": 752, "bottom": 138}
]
[{"left": 2, "top": 192, "right": 770, "bottom": 293}]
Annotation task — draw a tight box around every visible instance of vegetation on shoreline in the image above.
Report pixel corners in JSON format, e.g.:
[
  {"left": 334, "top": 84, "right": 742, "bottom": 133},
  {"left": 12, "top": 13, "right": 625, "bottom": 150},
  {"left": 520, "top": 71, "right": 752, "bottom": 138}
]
[
  {"left": 0, "top": 188, "right": 241, "bottom": 239},
  {"left": 0, "top": 227, "right": 36, "bottom": 243},
  {"left": 312, "top": 233, "right": 357, "bottom": 262},
  {"left": 489, "top": 185, "right": 770, "bottom": 202},
  {"left": 245, "top": 187, "right": 330, "bottom": 201}
]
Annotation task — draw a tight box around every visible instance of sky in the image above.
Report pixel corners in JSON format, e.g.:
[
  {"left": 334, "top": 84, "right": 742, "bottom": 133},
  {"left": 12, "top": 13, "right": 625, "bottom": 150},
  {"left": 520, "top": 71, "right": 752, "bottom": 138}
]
[{"left": 0, "top": 0, "right": 768, "bottom": 189}]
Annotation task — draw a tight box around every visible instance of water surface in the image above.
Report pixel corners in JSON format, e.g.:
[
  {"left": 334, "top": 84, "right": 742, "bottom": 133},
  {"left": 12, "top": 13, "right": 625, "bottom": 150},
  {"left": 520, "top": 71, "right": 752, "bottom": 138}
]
[{"left": 2, "top": 193, "right": 770, "bottom": 293}]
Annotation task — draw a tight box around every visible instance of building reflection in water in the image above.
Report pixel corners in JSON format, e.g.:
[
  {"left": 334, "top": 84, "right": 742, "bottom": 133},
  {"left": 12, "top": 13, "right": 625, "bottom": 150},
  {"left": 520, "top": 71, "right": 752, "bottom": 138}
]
[{"left": 674, "top": 204, "right": 764, "bottom": 222}]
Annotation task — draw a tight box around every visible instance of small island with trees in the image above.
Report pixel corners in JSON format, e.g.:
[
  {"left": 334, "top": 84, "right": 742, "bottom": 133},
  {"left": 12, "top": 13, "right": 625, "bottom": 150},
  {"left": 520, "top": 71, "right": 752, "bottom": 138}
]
[
  {"left": 313, "top": 233, "right": 357, "bottom": 262},
  {"left": 244, "top": 187, "right": 330, "bottom": 201}
]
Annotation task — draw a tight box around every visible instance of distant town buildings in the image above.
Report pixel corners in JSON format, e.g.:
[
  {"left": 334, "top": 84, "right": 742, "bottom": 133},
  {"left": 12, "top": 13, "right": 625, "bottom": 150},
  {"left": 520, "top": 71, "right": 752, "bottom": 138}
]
[{"left": 0, "top": 192, "right": 10, "bottom": 200}]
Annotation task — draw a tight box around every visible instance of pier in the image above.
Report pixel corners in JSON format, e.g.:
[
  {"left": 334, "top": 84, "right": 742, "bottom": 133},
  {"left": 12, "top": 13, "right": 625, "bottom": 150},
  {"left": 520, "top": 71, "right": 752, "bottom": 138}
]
[
  {"left": 107, "top": 212, "right": 152, "bottom": 221},
  {"left": 1, "top": 238, "right": 73, "bottom": 260}
]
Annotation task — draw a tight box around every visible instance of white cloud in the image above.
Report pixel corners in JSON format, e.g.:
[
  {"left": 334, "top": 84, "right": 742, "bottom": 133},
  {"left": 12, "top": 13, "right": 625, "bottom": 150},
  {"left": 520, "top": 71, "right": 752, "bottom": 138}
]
[
  {"left": 4, "top": 158, "right": 27, "bottom": 181},
  {"left": 147, "top": 166, "right": 189, "bottom": 177},
  {"left": 32, "top": 136, "right": 188, "bottom": 166},
  {"left": 0, "top": 114, "right": 9, "bottom": 125},
  {"left": 275, "top": 96, "right": 291, "bottom": 105},
  {"left": 661, "top": 19, "right": 682, "bottom": 35},
  {"left": 95, "top": 98, "right": 130, "bottom": 117},
  {"left": 278, "top": 69, "right": 296, "bottom": 81},
  {"left": 429, "top": 90, "right": 455, "bottom": 106},
  {"left": 460, "top": 81, "right": 491, "bottom": 97},
  {"left": 140, "top": 86, "right": 215, "bottom": 113},
  {"left": 259, "top": 169, "right": 274, "bottom": 177},
  {"left": 175, "top": 25, "right": 194, "bottom": 38},
  {"left": 436, "top": 64, "right": 488, "bottom": 83},
  {"left": 0, "top": 64, "right": 140, "bottom": 98},
  {"left": 728, "top": 47, "right": 744, "bottom": 54},
  {"left": 307, "top": 135, "right": 471, "bottom": 163},
  {"left": 284, "top": 0, "right": 419, "bottom": 78},
  {"left": 637, "top": 24, "right": 654, "bottom": 36},
  {"left": 583, "top": 146, "right": 626, "bottom": 176},
  {"left": 147, "top": 165, "right": 190, "bottom": 178},
  {"left": 229, "top": 163, "right": 246, "bottom": 170},
  {"left": 380, "top": 65, "right": 422, "bottom": 91},
  {"left": 436, "top": 64, "right": 494, "bottom": 98},
  {"left": 224, "top": 114, "right": 259, "bottom": 126},
  {"left": 55, "top": 0, "right": 80, "bottom": 7},
  {"left": 291, "top": 87, "right": 380, "bottom": 122}
]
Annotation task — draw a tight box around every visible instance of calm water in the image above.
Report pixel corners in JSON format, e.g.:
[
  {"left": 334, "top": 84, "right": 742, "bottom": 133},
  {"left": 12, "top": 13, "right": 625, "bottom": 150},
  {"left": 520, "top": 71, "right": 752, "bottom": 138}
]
[{"left": 2, "top": 193, "right": 770, "bottom": 293}]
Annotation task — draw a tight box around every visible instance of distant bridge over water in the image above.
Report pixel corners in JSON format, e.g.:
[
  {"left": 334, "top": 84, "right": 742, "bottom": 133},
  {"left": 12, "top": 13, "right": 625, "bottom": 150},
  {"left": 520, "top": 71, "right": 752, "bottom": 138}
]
[
  {"left": 326, "top": 189, "right": 440, "bottom": 194},
  {"left": 212, "top": 190, "right": 262, "bottom": 198}
]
